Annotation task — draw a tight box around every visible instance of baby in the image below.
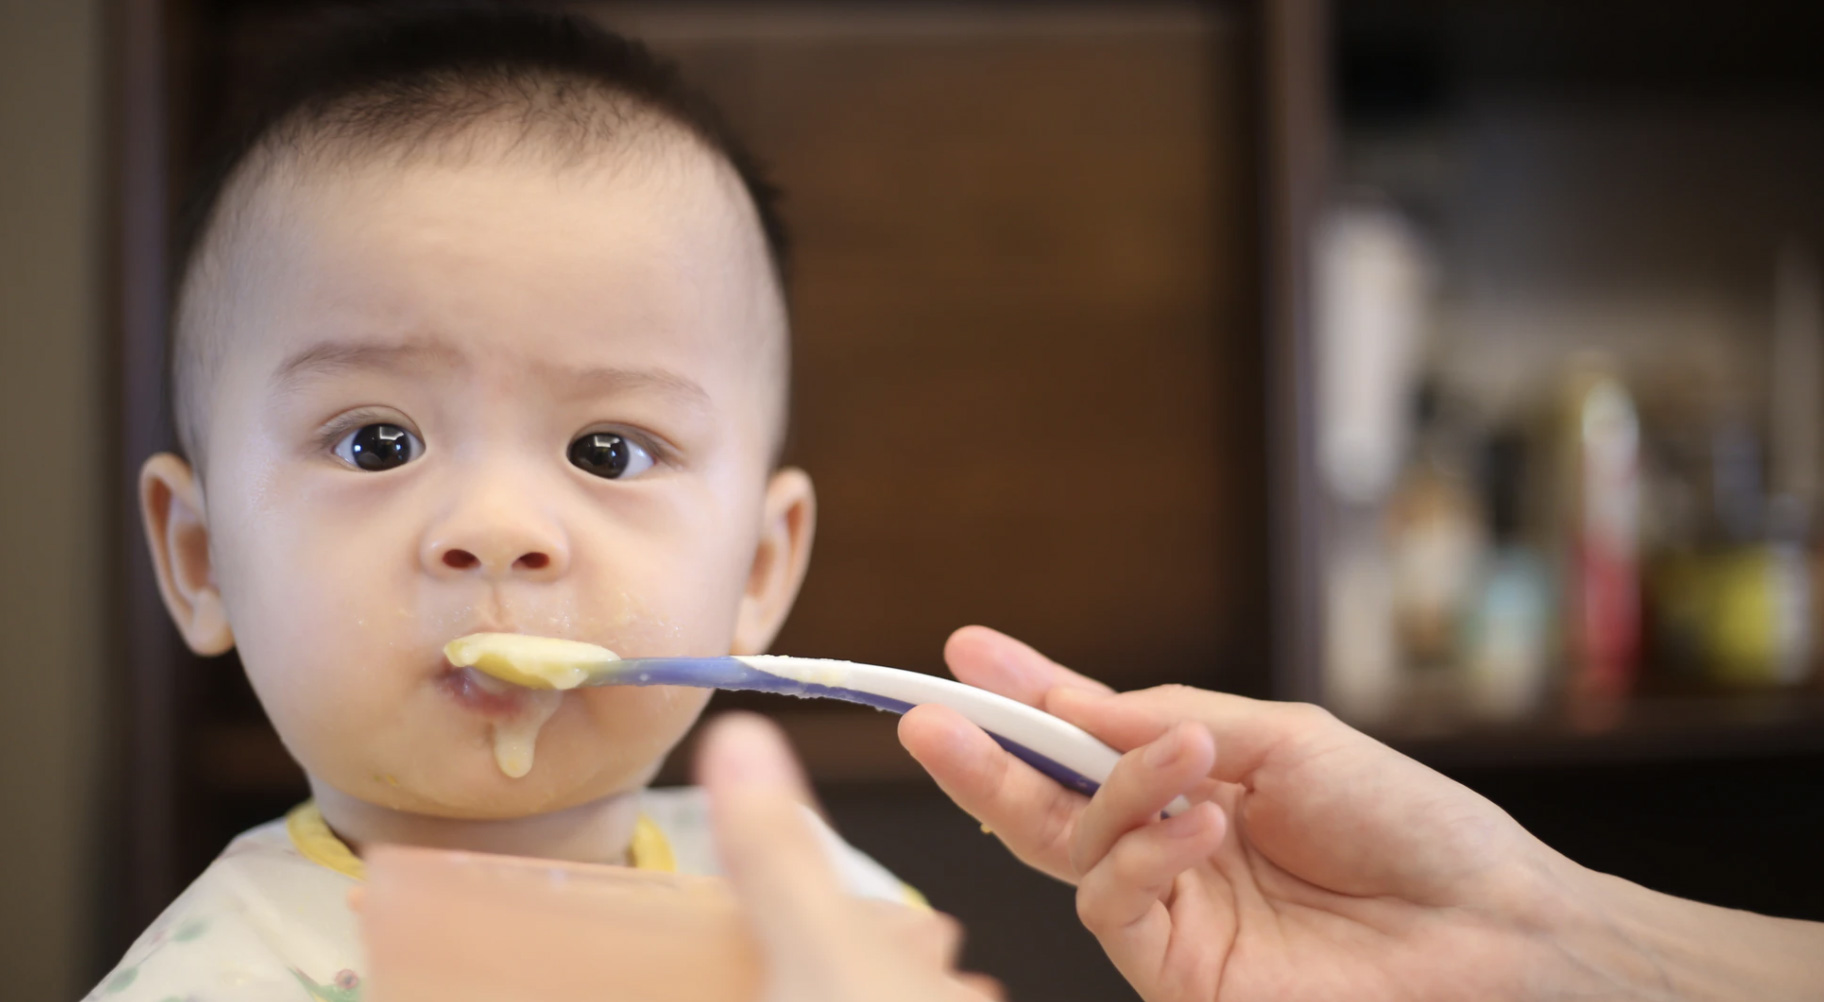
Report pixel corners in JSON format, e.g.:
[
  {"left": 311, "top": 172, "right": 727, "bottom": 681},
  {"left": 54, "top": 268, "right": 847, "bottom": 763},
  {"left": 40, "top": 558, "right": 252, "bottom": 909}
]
[{"left": 94, "top": 7, "right": 914, "bottom": 999}]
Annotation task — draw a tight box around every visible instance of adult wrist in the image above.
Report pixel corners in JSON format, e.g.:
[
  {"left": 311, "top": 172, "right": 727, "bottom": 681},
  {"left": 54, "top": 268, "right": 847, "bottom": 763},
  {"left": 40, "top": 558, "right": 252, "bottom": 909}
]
[{"left": 1542, "top": 854, "right": 1824, "bottom": 1002}]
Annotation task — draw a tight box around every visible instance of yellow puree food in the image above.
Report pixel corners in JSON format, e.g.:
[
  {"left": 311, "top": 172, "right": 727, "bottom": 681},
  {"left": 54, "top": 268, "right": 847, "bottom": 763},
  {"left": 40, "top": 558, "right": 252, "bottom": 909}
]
[
  {"left": 443, "top": 632, "right": 619, "bottom": 689},
  {"left": 442, "top": 633, "right": 620, "bottom": 779}
]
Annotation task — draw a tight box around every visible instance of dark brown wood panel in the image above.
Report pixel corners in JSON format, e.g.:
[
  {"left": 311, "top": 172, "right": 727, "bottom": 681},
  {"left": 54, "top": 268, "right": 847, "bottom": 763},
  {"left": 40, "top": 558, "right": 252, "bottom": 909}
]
[{"left": 634, "top": 12, "right": 1266, "bottom": 687}]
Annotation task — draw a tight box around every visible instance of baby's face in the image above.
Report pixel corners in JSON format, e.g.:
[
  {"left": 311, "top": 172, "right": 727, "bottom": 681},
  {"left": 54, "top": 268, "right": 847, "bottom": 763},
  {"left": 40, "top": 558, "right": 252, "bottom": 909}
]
[{"left": 187, "top": 142, "right": 792, "bottom": 818}]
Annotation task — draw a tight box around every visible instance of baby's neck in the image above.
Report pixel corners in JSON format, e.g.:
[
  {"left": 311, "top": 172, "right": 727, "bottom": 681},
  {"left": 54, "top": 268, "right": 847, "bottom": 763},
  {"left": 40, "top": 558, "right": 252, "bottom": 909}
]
[{"left": 310, "top": 781, "right": 644, "bottom": 867}]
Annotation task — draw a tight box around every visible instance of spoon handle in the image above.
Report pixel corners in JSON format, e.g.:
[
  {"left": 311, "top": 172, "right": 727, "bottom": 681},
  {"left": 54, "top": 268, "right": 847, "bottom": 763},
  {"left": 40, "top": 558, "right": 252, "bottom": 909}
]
[{"left": 598, "top": 655, "right": 1190, "bottom": 815}]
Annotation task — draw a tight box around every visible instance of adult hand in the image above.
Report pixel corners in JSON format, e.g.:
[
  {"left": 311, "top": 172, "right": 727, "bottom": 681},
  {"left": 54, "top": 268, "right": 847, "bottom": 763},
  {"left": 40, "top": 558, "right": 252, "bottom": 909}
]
[
  {"left": 899, "top": 626, "right": 1824, "bottom": 1002},
  {"left": 698, "top": 712, "right": 1001, "bottom": 1002}
]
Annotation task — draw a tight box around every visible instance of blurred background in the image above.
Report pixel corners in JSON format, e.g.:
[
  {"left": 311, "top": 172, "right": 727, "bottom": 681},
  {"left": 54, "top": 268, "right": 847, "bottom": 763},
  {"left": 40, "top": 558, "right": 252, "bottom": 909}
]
[{"left": 4, "top": 0, "right": 1823, "bottom": 998}]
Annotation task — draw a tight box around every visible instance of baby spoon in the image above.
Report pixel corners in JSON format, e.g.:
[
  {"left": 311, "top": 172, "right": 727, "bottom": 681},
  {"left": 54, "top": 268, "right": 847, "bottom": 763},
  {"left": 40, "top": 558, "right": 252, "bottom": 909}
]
[{"left": 446, "top": 633, "right": 1191, "bottom": 815}]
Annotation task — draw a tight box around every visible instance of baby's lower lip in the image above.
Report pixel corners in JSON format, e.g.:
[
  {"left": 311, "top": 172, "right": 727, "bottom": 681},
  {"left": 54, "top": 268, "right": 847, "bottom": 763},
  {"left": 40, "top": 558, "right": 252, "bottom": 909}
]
[{"left": 437, "top": 662, "right": 535, "bottom": 717}]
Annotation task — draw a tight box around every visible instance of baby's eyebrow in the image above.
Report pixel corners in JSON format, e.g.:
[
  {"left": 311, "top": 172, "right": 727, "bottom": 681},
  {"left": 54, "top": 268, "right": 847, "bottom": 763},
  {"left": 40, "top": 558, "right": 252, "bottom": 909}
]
[
  {"left": 272, "top": 338, "right": 463, "bottom": 388},
  {"left": 540, "top": 362, "right": 713, "bottom": 413},
  {"left": 270, "top": 338, "right": 715, "bottom": 414}
]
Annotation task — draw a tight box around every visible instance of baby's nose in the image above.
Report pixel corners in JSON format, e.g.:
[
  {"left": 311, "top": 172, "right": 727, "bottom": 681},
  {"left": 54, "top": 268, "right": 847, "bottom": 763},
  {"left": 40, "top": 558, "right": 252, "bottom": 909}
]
[
  {"left": 436, "top": 546, "right": 553, "bottom": 573},
  {"left": 421, "top": 494, "right": 569, "bottom": 580}
]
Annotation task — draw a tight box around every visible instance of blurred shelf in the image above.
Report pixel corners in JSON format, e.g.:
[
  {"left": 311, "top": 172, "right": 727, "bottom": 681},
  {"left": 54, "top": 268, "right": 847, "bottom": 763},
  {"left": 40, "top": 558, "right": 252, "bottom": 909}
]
[{"left": 1363, "top": 690, "right": 1824, "bottom": 770}]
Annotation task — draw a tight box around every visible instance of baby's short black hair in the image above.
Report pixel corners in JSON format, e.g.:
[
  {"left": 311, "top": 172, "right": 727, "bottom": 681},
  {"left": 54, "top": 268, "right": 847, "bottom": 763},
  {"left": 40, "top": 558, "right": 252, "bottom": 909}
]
[{"left": 170, "top": 2, "right": 790, "bottom": 463}]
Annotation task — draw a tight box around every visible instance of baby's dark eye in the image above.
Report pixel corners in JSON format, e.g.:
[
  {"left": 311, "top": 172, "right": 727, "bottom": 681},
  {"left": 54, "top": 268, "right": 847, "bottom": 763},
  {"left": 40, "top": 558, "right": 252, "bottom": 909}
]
[
  {"left": 568, "top": 431, "right": 655, "bottom": 480},
  {"left": 333, "top": 423, "right": 422, "bottom": 471}
]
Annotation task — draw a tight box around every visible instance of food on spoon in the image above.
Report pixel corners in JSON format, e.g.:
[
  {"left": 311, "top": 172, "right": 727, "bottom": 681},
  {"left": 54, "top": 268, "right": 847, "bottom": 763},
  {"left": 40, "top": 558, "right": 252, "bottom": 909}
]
[{"left": 444, "top": 632, "right": 618, "bottom": 690}]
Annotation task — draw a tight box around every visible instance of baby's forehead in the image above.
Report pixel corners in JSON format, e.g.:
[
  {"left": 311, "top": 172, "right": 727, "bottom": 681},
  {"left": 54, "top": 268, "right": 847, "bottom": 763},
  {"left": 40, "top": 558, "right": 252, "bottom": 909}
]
[
  {"left": 182, "top": 122, "right": 789, "bottom": 457},
  {"left": 240, "top": 113, "right": 753, "bottom": 245},
  {"left": 206, "top": 112, "right": 769, "bottom": 328}
]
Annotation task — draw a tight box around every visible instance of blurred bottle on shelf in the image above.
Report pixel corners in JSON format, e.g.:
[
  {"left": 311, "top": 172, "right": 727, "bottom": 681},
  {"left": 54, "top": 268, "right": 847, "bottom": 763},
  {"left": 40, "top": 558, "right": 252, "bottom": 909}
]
[
  {"left": 1681, "top": 243, "right": 1823, "bottom": 690},
  {"left": 1639, "top": 243, "right": 1820, "bottom": 692},
  {"left": 1556, "top": 359, "right": 1642, "bottom": 724},
  {"left": 1766, "top": 240, "right": 1822, "bottom": 689},
  {"left": 1387, "top": 379, "right": 1483, "bottom": 673},
  {"left": 1315, "top": 198, "right": 1432, "bottom": 508},
  {"left": 1703, "top": 499, "right": 1812, "bottom": 688},
  {"left": 1697, "top": 422, "right": 1813, "bottom": 688},
  {"left": 1638, "top": 396, "right": 1712, "bottom": 690},
  {"left": 1461, "top": 431, "right": 1553, "bottom": 722},
  {"left": 1315, "top": 198, "right": 1434, "bottom": 724},
  {"left": 1323, "top": 527, "right": 1401, "bottom": 724}
]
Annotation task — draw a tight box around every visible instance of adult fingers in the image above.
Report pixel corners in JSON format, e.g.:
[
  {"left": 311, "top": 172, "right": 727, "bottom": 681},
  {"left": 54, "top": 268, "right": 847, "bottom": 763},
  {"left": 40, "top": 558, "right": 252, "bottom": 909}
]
[
  {"left": 701, "top": 714, "right": 1004, "bottom": 1002},
  {"left": 697, "top": 712, "right": 852, "bottom": 958},
  {"left": 1075, "top": 802, "right": 1227, "bottom": 939},
  {"left": 1055, "top": 686, "right": 1533, "bottom": 904},
  {"left": 898, "top": 703, "right": 1084, "bottom": 882},
  {"left": 943, "top": 626, "right": 1114, "bottom": 708},
  {"left": 1068, "top": 722, "right": 1218, "bottom": 878},
  {"left": 1049, "top": 685, "right": 1347, "bottom": 787}
]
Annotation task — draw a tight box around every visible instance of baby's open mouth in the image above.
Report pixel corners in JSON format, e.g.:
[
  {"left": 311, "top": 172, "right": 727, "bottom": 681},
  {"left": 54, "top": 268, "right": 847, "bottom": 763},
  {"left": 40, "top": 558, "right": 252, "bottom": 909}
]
[
  {"left": 437, "top": 633, "right": 621, "bottom": 780},
  {"left": 436, "top": 659, "right": 532, "bottom": 717}
]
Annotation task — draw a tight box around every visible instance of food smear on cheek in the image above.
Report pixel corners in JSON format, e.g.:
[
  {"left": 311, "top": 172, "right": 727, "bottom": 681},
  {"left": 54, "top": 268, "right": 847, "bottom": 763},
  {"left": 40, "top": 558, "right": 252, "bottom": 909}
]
[{"left": 490, "top": 688, "right": 564, "bottom": 779}]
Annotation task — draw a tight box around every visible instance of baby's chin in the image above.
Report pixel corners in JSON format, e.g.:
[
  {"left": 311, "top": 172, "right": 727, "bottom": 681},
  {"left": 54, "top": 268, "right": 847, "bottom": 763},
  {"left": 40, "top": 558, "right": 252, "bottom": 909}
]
[
  {"left": 327, "top": 705, "right": 705, "bottom": 819},
  {"left": 285, "top": 680, "right": 712, "bottom": 824},
  {"left": 324, "top": 748, "right": 671, "bottom": 821}
]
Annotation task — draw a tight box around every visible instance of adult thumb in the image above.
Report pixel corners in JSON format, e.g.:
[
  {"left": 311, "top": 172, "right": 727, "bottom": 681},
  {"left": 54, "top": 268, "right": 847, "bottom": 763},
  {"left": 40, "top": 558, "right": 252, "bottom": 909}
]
[{"left": 697, "top": 713, "right": 853, "bottom": 962}]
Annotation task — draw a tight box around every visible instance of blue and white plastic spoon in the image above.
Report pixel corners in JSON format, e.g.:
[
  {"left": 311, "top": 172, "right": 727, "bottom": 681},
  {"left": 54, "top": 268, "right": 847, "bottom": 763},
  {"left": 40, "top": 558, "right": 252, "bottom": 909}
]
[{"left": 446, "top": 633, "right": 1189, "bottom": 814}]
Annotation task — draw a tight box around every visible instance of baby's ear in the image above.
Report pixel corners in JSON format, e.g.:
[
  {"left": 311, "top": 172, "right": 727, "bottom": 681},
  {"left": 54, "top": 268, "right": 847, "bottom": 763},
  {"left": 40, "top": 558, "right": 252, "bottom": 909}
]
[
  {"left": 140, "top": 453, "right": 234, "bottom": 656},
  {"left": 731, "top": 468, "right": 816, "bottom": 656}
]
